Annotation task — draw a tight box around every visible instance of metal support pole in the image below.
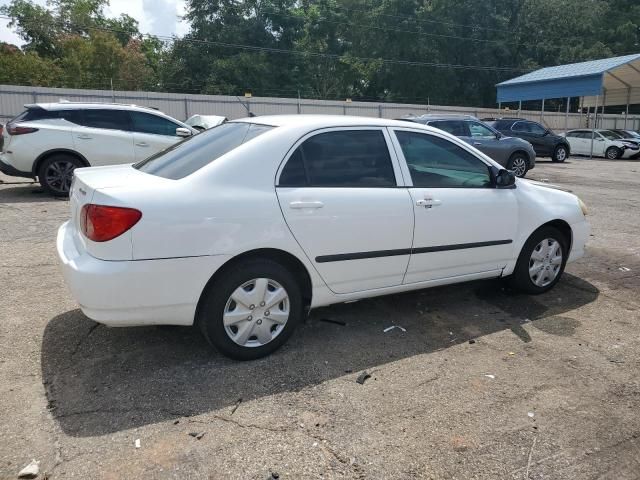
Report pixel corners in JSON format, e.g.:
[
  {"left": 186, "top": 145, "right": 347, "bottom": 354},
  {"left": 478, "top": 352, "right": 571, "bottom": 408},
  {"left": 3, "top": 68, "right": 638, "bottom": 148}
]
[
  {"left": 498, "top": 101, "right": 502, "bottom": 111},
  {"left": 184, "top": 97, "right": 189, "bottom": 120},
  {"left": 564, "top": 97, "right": 570, "bottom": 134},
  {"left": 625, "top": 88, "right": 631, "bottom": 129},
  {"left": 297, "top": 90, "right": 301, "bottom": 114},
  {"left": 590, "top": 95, "right": 599, "bottom": 159},
  {"left": 540, "top": 99, "right": 545, "bottom": 123},
  {"left": 601, "top": 90, "right": 606, "bottom": 129},
  {"left": 518, "top": 101, "right": 522, "bottom": 118}
]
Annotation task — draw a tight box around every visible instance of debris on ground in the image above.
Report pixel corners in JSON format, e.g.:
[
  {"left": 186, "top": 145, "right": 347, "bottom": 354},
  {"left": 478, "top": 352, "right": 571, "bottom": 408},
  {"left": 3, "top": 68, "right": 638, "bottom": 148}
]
[
  {"left": 619, "top": 267, "right": 631, "bottom": 272},
  {"left": 528, "top": 412, "right": 535, "bottom": 418},
  {"left": 18, "top": 459, "right": 39, "bottom": 478},
  {"left": 319, "top": 318, "right": 347, "bottom": 326},
  {"left": 173, "top": 420, "right": 180, "bottom": 425},
  {"left": 134, "top": 438, "right": 141, "bottom": 449},
  {"left": 266, "top": 472, "right": 280, "bottom": 479},
  {"left": 188, "top": 432, "right": 199, "bottom": 437},
  {"left": 188, "top": 432, "right": 206, "bottom": 440},
  {"left": 231, "top": 398, "right": 242, "bottom": 415},
  {"left": 383, "top": 325, "right": 406, "bottom": 333},
  {"left": 468, "top": 339, "right": 476, "bottom": 344},
  {"left": 484, "top": 374, "right": 496, "bottom": 379},
  {"left": 356, "top": 371, "right": 372, "bottom": 385},
  {"left": 509, "top": 352, "right": 515, "bottom": 356}
]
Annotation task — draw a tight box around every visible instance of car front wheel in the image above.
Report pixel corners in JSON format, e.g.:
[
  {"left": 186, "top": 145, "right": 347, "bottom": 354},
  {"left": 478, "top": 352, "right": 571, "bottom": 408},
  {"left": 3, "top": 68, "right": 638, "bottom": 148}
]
[
  {"left": 197, "top": 259, "right": 303, "bottom": 360},
  {"left": 507, "top": 153, "right": 529, "bottom": 178},
  {"left": 38, "top": 154, "right": 83, "bottom": 197},
  {"left": 605, "top": 146, "right": 622, "bottom": 160},
  {"left": 553, "top": 145, "right": 568, "bottom": 163},
  {"left": 508, "top": 226, "right": 568, "bottom": 294}
]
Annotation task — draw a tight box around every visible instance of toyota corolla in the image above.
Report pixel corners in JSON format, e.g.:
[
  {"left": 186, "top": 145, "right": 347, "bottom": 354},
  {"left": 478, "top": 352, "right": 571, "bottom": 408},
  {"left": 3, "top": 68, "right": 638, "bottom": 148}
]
[{"left": 57, "top": 115, "right": 590, "bottom": 360}]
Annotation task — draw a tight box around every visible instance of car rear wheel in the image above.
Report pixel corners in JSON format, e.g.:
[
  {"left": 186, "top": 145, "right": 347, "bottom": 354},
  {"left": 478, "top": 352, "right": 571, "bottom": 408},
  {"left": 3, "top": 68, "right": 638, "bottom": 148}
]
[
  {"left": 38, "top": 154, "right": 83, "bottom": 197},
  {"left": 507, "top": 153, "right": 529, "bottom": 178},
  {"left": 605, "top": 146, "right": 622, "bottom": 160},
  {"left": 508, "top": 226, "right": 568, "bottom": 294},
  {"left": 197, "top": 259, "right": 303, "bottom": 360},
  {"left": 552, "top": 145, "right": 568, "bottom": 163}
]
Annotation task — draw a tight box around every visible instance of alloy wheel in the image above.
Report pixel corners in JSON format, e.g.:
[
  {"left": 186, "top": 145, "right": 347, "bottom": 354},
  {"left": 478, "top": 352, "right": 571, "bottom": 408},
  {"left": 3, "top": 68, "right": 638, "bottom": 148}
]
[
  {"left": 555, "top": 147, "right": 567, "bottom": 162},
  {"left": 44, "top": 160, "right": 76, "bottom": 194},
  {"left": 528, "top": 238, "right": 563, "bottom": 287},
  {"left": 223, "top": 278, "right": 290, "bottom": 347},
  {"left": 510, "top": 157, "right": 527, "bottom": 177}
]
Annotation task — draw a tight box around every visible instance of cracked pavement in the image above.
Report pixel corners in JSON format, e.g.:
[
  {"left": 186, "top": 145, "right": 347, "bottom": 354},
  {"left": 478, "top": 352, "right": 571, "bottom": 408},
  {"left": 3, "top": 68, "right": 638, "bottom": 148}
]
[{"left": 1, "top": 157, "right": 640, "bottom": 479}]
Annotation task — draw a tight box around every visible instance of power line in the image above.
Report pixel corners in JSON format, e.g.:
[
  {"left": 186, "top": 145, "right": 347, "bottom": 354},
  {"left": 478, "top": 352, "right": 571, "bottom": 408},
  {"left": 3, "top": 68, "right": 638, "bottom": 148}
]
[{"left": 0, "top": 14, "right": 527, "bottom": 73}]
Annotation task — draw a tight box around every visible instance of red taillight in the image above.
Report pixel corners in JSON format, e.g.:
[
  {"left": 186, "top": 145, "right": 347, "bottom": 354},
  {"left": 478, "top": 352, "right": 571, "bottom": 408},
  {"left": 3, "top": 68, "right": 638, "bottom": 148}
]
[
  {"left": 7, "top": 124, "right": 39, "bottom": 135},
  {"left": 80, "top": 204, "right": 142, "bottom": 242}
]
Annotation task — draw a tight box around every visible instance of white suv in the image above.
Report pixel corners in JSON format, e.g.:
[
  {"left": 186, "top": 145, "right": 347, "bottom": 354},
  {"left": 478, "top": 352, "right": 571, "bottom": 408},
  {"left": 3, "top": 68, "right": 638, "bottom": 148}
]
[{"left": 0, "top": 102, "right": 195, "bottom": 196}]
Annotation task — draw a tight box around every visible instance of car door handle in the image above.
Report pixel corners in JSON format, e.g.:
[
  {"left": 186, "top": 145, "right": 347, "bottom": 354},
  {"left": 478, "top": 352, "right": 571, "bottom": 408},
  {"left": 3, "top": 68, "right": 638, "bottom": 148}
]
[
  {"left": 289, "top": 201, "right": 324, "bottom": 209},
  {"left": 416, "top": 198, "right": 442, "bottom": 208},
  {"left": 136, "top": 142, "right": 149, "bottom": 147},
  {"left": 76, "top": 134, "right": 92, "bottom": 140},
  {"left": 473, "top": 142, "right": 482, "bottom": 146}
]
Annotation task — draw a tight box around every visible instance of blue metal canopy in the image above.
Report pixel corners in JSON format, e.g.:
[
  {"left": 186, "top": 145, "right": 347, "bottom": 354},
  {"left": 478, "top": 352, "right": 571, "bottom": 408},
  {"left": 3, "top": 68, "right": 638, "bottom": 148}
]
[{"left": 496, "top": 53, "right": 640, "bottom": 103}]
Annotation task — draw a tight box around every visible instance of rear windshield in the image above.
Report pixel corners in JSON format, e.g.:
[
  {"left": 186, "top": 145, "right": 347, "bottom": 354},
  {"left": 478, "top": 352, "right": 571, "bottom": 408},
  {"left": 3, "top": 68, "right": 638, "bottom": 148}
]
[{"left": 134, "top": 122, "right": 274, "bottom": 179}]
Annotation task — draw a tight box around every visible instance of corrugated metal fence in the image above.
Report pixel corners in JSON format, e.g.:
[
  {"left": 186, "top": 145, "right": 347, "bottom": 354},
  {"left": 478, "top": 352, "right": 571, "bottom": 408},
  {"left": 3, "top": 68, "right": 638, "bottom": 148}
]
[{"left": 1, "top": 84, "right": 639, "bottom": 132}]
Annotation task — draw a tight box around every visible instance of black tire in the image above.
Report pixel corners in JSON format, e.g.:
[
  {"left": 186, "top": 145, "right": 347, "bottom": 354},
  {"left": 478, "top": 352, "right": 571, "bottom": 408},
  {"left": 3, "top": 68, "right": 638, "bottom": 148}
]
[
  {"left": 38, "top": 154, "right": 83, "bottom": 197},
  {"left": 508, "top": 226, "right": 568, "bottom": 294},
  {"left": 197, "top": 259, "right": 303, "bottom": 360},
  {"left": 552, "top": 144, "right": 569, "bottom": 163},
  {"left": 507, "top": 152, "right": 529, "bottom": 178},
  {"left": 605, "top": 146, "right": 622, "bottom": 160}
]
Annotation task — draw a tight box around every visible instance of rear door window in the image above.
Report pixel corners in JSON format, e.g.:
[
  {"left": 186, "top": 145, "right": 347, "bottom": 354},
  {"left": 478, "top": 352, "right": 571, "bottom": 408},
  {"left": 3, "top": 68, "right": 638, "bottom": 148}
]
[
  {"left": 135, "top": 122, "right": 273, "bottom": 179},
  {"left": 428, "top": 120, "right": 468, "bottom": 136},
  {"left": 129, "top": 112, "right": 181, "bottom": 136},
  {"left": 278, "top": 130, "right": 396, "bottom": 187},
  {"left": 79, "top": 109, "right": 131, "bottom": 131}
]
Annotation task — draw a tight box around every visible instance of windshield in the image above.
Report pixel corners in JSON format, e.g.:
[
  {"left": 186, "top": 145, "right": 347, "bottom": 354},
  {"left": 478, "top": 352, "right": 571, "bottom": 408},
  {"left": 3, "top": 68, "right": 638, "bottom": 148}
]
[
  {"left": 600, "top": 130, "right": 623, "bottom": 140},
  {"left": 135, "top": 122, "right": 274, "bottom": 179}
]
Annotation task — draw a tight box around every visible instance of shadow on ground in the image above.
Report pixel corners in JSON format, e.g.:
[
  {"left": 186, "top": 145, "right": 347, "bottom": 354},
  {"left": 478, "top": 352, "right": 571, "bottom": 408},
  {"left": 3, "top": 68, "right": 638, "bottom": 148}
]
[
  {"left": 42, "top": 274, "right": 598, "bottom": 437},
  {"left": 0, "top": 183, "right": 66, "bottom": 204}
]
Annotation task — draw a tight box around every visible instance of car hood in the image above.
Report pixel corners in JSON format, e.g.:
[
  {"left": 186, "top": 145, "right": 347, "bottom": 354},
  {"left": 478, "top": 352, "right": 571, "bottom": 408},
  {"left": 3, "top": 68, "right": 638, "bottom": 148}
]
[{"left": 521, "top": 178, "right": 572, "bottom": 193}]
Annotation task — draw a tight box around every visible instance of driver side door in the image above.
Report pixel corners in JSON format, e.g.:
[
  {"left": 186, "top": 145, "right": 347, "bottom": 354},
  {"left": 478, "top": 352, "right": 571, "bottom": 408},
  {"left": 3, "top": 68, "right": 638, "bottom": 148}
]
[
  {"left": 389, "top": 128, "right": 518, "bottom": 283},
  {"left": 128, "top": 111, "right": 185, "bottom": 161}
]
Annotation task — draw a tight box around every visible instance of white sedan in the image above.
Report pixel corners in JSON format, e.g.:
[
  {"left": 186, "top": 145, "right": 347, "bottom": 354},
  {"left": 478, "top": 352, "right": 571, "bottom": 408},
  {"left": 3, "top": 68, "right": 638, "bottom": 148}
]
[
  {"left": 564, "top": 129, "right": 640, "bottom": 159},
  {"left": 57, "top": 115, "right": 590, "bottom": 360}
]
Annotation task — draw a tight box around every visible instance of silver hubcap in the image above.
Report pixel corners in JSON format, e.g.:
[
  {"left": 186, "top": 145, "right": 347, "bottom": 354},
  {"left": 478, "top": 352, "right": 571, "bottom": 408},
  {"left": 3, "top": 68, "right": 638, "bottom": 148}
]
[
  {"left": 510, "top": 157, "right": 527, "bottom": 177},
  {"left": 556, "top": 148, "right": 567, "bottom": 161},
  {"left": 529, "top": 238, "right": 563, "bottom": 287},
  {"left": 223, "top": 278, "right": 289, "bottom": 348},
  {"left": 607, "top": 148, "right": 618, "bottom": 159},
  {"left": 45, "top": 160, "right": 75, "bottom": 193}
]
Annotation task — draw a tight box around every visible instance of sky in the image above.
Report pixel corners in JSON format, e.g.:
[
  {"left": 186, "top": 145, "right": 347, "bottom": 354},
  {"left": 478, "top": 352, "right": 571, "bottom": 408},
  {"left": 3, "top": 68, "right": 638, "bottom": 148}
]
[{"left": 0, "top": 0, "right": 189, "bottom": 46}]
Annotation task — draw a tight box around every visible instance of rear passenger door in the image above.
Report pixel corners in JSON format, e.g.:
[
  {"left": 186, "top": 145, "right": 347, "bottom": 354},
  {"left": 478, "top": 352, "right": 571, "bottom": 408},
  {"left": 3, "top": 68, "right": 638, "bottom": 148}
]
[
  {"left": 129, "top": 112, "right": 184, "bottom": 160},
  {"left": 276, "top": 128, "right": 414, "bottom": 294},
  {"left": 71, "top": 109, "right": 135, "bottom": 166}
]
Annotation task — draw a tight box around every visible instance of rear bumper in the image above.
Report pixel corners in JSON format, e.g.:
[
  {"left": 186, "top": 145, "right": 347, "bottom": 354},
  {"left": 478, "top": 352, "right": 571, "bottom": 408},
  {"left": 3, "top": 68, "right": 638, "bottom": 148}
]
[
  {"left": 0, "top": 155, "right": 33, "bottom": 179},
  {"left": 57, "top": 220, "right": 231, "bottom": 327}
]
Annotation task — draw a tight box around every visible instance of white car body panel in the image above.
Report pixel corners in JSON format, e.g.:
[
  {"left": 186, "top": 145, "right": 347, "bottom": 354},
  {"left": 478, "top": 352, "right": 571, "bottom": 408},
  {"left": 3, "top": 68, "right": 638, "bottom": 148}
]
[
  {"left": 564, "top": 129, "right": 637, "bottom": 158},
  {"left": 72, "top": 124, "right": 135, "bottom": 166},
  {"left": 57, "top": 115, "right": 590, "bottom": 327}
]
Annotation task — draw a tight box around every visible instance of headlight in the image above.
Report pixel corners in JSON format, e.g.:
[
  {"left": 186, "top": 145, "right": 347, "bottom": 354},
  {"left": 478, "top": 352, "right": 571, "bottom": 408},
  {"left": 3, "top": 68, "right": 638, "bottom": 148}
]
[{"left": 578, "top": 198, "right": 588, "bottom": 216}]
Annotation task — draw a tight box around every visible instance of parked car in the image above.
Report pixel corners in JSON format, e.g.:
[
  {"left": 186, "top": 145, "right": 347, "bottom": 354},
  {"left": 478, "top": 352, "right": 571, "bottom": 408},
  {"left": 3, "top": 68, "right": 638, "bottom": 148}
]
[
  {"left": 563, "top": 129, "right": 640, "bottom": 159},
  {"left": 401, "top": 115, "right": 536, "bottom": 177},
  {"left": 610, "top": 129, "right": 640, "bottom": 140},
  {"left": 185, "top": 114, "right": 227, "bottom": 131},
  {"left": 57, "top": 115, "right": 589, "bottom": 360},
  {"left": 483, "top": 118, "right": 571, "bottom": 163},
  {"left": 0, "top": 102, "right": 196, "bottom": 196}
]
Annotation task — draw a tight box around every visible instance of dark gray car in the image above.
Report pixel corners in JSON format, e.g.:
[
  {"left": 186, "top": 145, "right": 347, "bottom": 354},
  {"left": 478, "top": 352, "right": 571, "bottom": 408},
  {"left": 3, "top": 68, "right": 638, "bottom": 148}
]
[{"left": 400, "top": 114, "right": 536, "bottom": 177}]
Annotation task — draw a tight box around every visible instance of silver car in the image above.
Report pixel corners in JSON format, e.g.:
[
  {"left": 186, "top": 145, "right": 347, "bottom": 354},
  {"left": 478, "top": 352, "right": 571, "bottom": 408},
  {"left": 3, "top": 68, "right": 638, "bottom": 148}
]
[{"left": 401, "top": 115, "right": 536, "bottom": 177}]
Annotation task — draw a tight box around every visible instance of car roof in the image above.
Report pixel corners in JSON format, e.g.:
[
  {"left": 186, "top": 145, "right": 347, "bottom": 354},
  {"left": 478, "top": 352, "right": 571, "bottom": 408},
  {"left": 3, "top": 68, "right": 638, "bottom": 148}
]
[
  {"left": 232, "top": 114, "right": 440, "bottom": 129},
  {"left": 25, "top": 102, "right": 161, "bottom": 113},
  {"left": 401, "top": 114, "right": 479, "bottom": 122}
]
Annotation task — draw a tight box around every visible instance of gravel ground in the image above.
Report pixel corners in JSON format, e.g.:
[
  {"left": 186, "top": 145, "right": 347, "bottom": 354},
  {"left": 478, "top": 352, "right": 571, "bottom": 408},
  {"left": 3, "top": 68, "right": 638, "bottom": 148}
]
[{"left": 0, "top": 157, "right": 639, "bottom": 480}]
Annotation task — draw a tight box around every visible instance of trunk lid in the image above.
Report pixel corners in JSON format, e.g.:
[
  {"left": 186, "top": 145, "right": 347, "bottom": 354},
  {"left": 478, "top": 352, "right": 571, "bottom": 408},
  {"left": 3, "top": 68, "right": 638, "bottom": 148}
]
[{"left": 69, "top": 164, "right": 172, "bottom": 260}]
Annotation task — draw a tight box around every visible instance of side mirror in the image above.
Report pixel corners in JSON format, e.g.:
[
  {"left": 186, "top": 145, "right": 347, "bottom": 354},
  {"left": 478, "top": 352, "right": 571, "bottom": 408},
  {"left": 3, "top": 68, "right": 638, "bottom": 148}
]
[
  {"left": 176, "top": 127, "right": 192, "bottom": 137},
  {"left": 494, "top": 168, "right": 516, "bottom": 188}
]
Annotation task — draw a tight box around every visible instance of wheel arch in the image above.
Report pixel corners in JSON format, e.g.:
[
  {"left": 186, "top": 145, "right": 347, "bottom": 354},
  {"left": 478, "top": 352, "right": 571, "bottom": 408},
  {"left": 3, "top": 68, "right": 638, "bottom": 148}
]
[
  {"left": 195, "top": 248, "right": 313, "bottom": 323},
  {"left": 510, "top": 149, "right": 532, "bottom": 167},
  {"left": 532, "top": 219, "right": 573, "bottom": 254},
  {"left": 32, "top": 149, "right": 90, "bottom": 177}
]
